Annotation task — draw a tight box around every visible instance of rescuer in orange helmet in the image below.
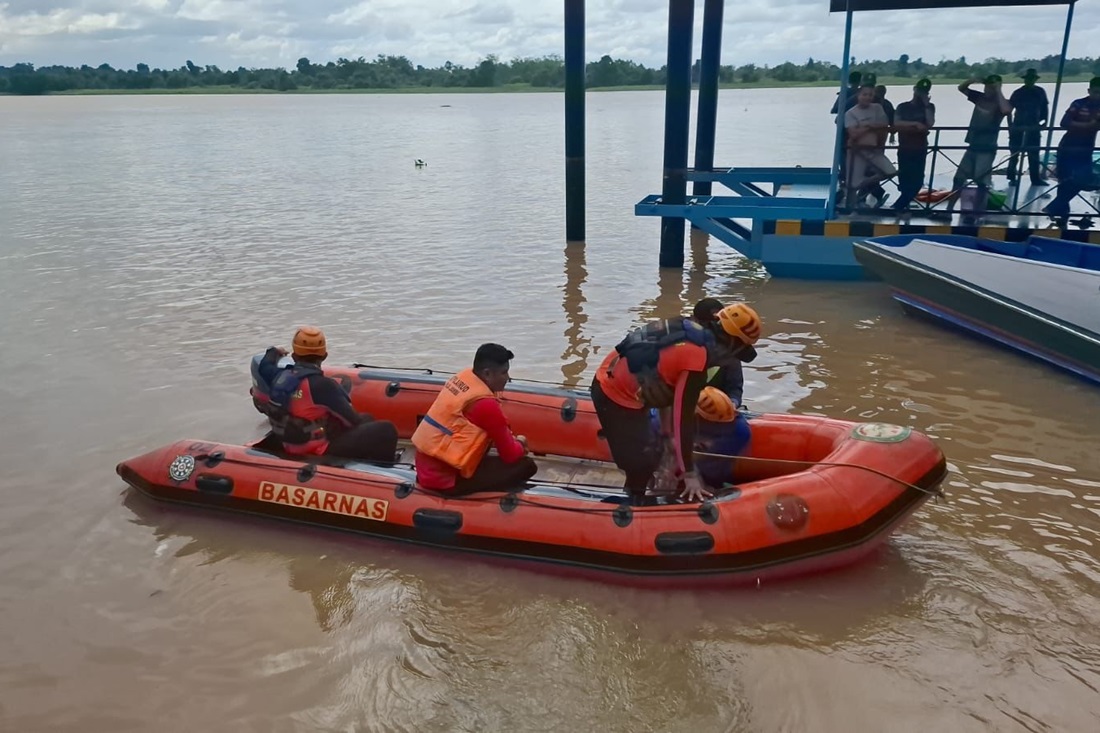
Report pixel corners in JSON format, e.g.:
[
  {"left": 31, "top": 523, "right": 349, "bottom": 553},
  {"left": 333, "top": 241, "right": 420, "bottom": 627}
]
[
  {"left": 591, "top": 300, "right": 761, "bottom": 503},
  {"left": 252, "top": 326, "right": 398, "bottom": 461},
  {"left": 689, "top": 299, "right": 758, "bottom": 487}
]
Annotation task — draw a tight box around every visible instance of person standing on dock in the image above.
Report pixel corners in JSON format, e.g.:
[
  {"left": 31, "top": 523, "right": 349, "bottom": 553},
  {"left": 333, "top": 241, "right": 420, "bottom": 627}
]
[
  {"left": 831, "top": 70, "right": 862, "bottom": 115},
  {"left": 952, "top": 74, "right": 1011, "bottom": 203},
  {"left": 1043, "top": 77, "right": 1100, "bottom": 220},
  {"left": 832, "top": 70, "right": 863, "bottom": 201},
  {"left": 891, "top": 79, "right": 937, "bottom": 212},
  {"left": 845, "top": 84, "right": 895, "bottom": 208},
  {"left": 1007, "top": 69, "right": 1050, "bottom": 185},
  {"left": 412, "top": 343, "right": 537, "bottom": 495}
]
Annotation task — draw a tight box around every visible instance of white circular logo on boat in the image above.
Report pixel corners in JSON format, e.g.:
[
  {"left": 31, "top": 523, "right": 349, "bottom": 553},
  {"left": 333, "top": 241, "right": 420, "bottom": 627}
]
[
  {"left": 852, "top": 423, "right": 911, "bottom": 443},
  {"left": 168, "top": 455, "right": 195, "bottom": 482}
]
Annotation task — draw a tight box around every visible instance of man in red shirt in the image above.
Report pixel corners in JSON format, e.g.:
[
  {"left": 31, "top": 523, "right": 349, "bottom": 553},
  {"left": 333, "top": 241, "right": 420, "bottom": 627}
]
[{"left": 412, "top": 343, "right": 537, "bottom": 495}]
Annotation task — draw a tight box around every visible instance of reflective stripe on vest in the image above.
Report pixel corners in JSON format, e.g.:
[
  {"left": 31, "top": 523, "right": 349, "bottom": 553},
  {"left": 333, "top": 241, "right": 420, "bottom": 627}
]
[{"left": 411, "top": 368, "right": 495, "bottom": 478}]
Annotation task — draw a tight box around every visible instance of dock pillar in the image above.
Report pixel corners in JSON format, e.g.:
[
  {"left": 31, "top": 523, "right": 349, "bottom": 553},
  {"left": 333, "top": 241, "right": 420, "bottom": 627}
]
[
  {"left": 692, "top": 0, "right": 724, "bottom": 199},
  {"left": 826, "top": 9, "right": 854, "bottom": 218},
  {"left": 1044, "top": 0, "right": 1076, "bottom": 161},
  {"left": 564, "top": 0, "right": 585, "bottom": 242},
  {"left": 659, "top": 0, "right": 696, "bottom": 268}
]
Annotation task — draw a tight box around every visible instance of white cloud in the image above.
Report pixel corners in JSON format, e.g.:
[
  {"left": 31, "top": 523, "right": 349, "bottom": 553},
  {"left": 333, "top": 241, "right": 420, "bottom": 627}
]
[{"left": 0, "top": 0, "right": 1096, "bottom": 72}]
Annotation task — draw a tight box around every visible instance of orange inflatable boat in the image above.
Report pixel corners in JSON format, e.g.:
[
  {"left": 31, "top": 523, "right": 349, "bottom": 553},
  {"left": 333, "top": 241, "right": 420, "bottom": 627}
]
[{"left": 116, "top": 366, "right": 947, "bottom": 586}]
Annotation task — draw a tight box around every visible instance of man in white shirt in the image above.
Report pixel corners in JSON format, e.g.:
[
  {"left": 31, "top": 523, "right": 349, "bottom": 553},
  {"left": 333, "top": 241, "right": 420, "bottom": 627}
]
[{"left": 845, "top": 85, "right": 896, "bottom": 208}]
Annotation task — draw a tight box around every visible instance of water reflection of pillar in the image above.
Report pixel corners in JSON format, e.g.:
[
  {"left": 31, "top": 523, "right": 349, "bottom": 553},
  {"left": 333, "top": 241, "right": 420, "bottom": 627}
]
[
  {"left": 634, "top": 229, "right": 713, "bottom": 322},
  {"left": 687, "top": 228, "right": 711, "bottom": 305},
  {"left": 560, "top": 241, "right": 591, "bottom": 387}
]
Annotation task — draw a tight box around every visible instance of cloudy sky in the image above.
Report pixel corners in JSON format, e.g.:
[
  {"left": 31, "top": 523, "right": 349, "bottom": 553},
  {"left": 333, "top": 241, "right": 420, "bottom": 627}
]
[{"left": 0, "top": 0, "right": 1096, "bottom": 71}]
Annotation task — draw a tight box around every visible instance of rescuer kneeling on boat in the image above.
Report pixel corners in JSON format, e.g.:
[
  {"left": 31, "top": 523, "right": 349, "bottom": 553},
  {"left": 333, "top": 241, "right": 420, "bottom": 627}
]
[
  {"left": 253, "top": 326, "right": 399, "bottom": 462},
  {"left": 689, "top": 298, "right": 757, "bottom": 485},
  {"left": 694, "top": 387, "right": 751, "bottom": 489},
  {"left": 691, "top": 298, "right": 756, "bottom": 412},
  {"left": 412, "top": 343, "right": 537, "bottom": 495},
  {"left": 591, "top": 303, "right": 762, "bottom": 504}
]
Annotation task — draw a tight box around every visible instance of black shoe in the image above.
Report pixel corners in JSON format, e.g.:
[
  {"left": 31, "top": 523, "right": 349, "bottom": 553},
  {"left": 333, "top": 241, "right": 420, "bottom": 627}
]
[{"left": 1031, "top": 178, "right": 1049, "bottom": 186}]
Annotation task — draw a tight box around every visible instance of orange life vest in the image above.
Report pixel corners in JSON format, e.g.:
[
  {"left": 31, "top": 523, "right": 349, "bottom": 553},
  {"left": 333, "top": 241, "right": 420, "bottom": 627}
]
[
  {"left": 283, "top": 374, "right": 335, "bottom": 456},
  {"left": 411, "top": 368, "right": 495, "bottom": 478}
]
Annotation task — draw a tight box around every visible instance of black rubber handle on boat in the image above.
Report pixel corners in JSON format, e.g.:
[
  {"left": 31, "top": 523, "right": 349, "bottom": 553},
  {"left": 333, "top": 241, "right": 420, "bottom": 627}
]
[
  {"left": 655, "top": 532, "right": 715, "bottom": 555},
  {"left": 413, "top": 508, "right": 463, "bottom": 534},
  {"left": 560, "top": 397, "right": 578, "bottom": 423},
  {"left": 196, "top": 474, "right": 234, "bottom": 495}
]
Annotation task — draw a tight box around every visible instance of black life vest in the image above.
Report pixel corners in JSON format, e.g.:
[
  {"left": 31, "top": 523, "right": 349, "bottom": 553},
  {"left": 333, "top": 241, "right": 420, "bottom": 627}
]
[
  {"left": 250, "top": 359, "right": 328, "bottom": 444},
  {"left": 613, "top": 317, "right": 714, "bottom": 374}
]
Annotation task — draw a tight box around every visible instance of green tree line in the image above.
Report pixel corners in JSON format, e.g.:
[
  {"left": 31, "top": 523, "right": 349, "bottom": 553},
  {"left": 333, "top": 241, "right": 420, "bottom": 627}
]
[{"left": 2, "top": 53, "right": 1098, "bottom": 95}]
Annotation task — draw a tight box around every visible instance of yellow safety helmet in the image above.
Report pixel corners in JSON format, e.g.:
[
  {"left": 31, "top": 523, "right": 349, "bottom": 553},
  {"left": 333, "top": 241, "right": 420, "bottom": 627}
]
[
  {"left": 696, "top": 386, "right": 736, "bottom": 423},
  {"left": 716, "top": 303, "right": 762, "bottom": 346},
  {"left": 292, "top": 325, "right": 328, "bottom": 358}
]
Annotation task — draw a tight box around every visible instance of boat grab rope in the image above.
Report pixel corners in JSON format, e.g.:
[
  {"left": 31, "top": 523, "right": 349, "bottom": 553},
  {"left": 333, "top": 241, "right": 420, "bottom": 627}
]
[
  {"left": 185, "top": 445, "right": 942, "bottom": 520},
  {"left": 187, "top": 452, "right": 705, "bottom": 515},
  {"left": 351, "top": 364, "right": 581, "bottom": 389},
  {"left": 694, "top": 450, "right": 946, "bottom": 499}
]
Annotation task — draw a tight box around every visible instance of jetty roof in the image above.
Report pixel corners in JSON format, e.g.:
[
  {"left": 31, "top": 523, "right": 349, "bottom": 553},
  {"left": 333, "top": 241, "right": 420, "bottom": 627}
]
[{"left": 829, "top": 0, "right": 1073, "bottom": 12}]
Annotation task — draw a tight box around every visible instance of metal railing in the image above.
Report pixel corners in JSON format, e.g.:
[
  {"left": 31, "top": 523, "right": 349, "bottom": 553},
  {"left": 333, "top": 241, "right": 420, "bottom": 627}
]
[{"left": 838, "top": 124, "right": 1099, "bottom": 223}]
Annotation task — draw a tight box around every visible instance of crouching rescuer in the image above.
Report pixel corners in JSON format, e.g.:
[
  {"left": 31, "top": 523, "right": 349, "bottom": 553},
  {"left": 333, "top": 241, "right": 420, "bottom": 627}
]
[{"left": 590, "top": 303, "right": 763, "bottom": 503}]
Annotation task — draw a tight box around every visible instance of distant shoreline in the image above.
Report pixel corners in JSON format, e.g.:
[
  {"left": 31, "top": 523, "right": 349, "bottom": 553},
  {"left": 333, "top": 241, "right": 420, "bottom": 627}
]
[{"left": 4, "top": 75, "right": 1094, "bottom": 97}]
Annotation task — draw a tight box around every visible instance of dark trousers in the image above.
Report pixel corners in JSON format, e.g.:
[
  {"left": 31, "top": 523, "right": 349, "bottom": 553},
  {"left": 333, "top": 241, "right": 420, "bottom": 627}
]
[
  {"left": 449, "top": 455, "right": 538, "bottom": 496},
  {"left": 1047, "top": 147, "right": 1093, "bottom": 216},
  {"left": 1007, "top": 129, "right": 1042, "bottom": 181},
  {"left": 894, "top": 147, "right": 928, "bottom": 209},
  {"left": 591, "top": 378, "right": 661, "bottom": 494},
  {"left": 326, "top": 420, "right": 400, "bottom": 463}
]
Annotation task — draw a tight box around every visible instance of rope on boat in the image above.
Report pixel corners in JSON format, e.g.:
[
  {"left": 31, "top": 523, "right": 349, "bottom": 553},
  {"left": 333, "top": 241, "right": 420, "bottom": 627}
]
[
  {"left": 190, "top": 441, "right": 942, "bottom": 519},
  {"left": 693, "top": 450, "right": 946, "bottom": 499},
  {"left": 351, "top": 363, "right": 580, "bottom": 389},
  {"left": 190, "top": 453, "right": 703, "bottom": 515}
]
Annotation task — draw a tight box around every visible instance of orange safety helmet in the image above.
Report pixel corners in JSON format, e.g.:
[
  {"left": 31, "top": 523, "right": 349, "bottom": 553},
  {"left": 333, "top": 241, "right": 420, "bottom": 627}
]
[
  {"left": 716, "top": 303, "right": 762, "bottom": 346},
  {"left": 292, "top": 325, "right": 328, "bottom": 358},
  {"left": 696, "top": 386, "right": 736, "bottom": 423}
]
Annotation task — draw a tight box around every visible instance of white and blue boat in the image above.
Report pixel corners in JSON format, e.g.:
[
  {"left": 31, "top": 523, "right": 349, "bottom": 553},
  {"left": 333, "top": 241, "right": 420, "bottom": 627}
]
[{"left": 853, "top": 234, "right": 1100, "bottom": 385}]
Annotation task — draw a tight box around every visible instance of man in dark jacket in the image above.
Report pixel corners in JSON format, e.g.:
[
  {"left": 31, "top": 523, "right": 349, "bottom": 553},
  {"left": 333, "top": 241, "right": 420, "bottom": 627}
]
[
  {"left": 1043, "top": 77, "right": 1100, "bottom": 219},
  {"left": 892, "top": 78, "right": 937, "bottom": 211},
  {"left": 1007, "top": 68, "right": 1050, "bottom": 185},
  {"left": 255, "top": 326, "right": 398, "bottom": 462}
]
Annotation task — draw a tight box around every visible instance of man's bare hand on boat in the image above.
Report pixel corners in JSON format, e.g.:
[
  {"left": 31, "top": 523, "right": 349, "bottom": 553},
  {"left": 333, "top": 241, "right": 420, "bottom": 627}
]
[{"left": 678, "top": 472, "right": 713, "bottom": 503}]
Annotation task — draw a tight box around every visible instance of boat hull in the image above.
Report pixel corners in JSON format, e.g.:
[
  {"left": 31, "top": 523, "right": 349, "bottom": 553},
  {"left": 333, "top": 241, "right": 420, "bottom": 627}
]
[{"left": 854, "top": 238, "right": 1100, "bottom": 385}]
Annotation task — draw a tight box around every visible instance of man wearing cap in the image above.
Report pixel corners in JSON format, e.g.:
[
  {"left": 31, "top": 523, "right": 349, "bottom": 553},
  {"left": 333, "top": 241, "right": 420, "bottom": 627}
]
[
  {"left": 891, "top": 78, "right": 937, "bottom": 211},
  {"left": 831, "top": 70, "right": 862, "bottom": 114},
  {"left": 832, "top": 70, "right": 863, "bottom": 201},
  {"left": 953, "top": 75, "right": 1011, "bottom": 201},
  {"left": 1044, "top": 77, "right": 1100, "bottom": 219},
  {"left": 1007, "top": 69, "right": 1050, "bottom": 185},
  {"left": 254, "top": 327, "right": 399, "bottom": 462}
]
